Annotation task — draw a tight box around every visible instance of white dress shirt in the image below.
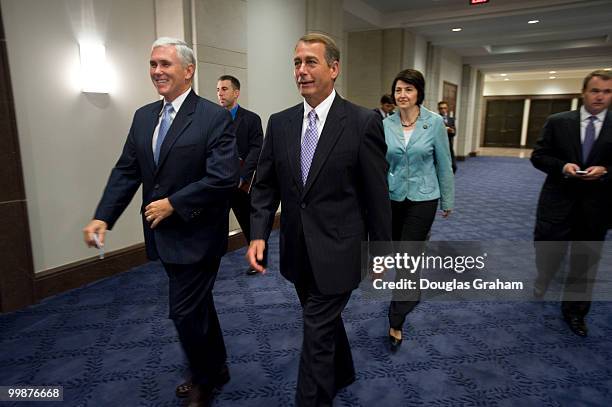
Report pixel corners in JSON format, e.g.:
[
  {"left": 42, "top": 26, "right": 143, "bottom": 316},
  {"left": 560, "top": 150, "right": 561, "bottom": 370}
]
[
  {"left": 301, "top": 89, "right": 336, "bottom": 142},
  {"left": 580, "top": 105, "right": 607, "bottom": 143}
]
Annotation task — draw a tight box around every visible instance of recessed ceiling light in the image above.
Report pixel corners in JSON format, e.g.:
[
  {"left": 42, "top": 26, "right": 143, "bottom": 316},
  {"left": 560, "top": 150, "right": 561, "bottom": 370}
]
[
  {"left": 549, "top": 71, "right": 557, "bottom": 74},
  {"left": 528, "top": 20, "right": 540, "bottom": 24},
  {"left": 504, "top": 78, "right": 509, "bottom": 81},
  {"left": 549, "top": 76, "right": 556, "bottom": 79},
  {"left": 605, "top": 68, "right": 612, "bottom": 71},
  {"left": 500, "top": 73, "right": 507, "bottom": 77},
  {"left": 451, "top": 27, "right": 462, "bottom": 32}
]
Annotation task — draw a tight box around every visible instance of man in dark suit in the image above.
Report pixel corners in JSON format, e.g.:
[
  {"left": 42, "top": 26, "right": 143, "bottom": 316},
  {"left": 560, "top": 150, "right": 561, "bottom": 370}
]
[
  {"left": 82, "top": 38, "right": 238, "bottom": 406},
  {"left": 246, "top": 33, "right": 392, "bottom": 406},
  {"left": 216, "top": 75, "right": 263, "bottom": 275},
  {"left": 531, "top": 69, "right": 612, "bottom": 337},
  {"left": 373, "top": 93, "right": 395, "bottom": 119},
  {"left": 438, "top": 101, "right": 457, "bottom": 173}
]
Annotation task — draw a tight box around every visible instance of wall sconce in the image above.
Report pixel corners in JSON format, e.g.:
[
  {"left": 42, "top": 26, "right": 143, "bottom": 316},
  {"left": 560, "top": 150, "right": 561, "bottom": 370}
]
[{"left": 79, "top": 40, "right": 109, "bottom": 93}]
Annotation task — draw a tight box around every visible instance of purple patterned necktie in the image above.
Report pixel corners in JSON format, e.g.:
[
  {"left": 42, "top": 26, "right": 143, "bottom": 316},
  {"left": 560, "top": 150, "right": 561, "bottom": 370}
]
[
  {"left": 301, "top": 109, "right": 318, "bottom": 185},
  {"left": 582, "top": 115, "right": 596, "bottom": 162}
]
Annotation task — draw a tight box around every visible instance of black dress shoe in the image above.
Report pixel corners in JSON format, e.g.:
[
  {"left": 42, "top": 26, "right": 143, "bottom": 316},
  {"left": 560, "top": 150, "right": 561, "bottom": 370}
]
[
  {"left": 185, "top": 383, "right": 215, "bottom": 407},
  {"left": 176, "top": 365, "right": 230, "bottom": 398},
  {"left": 564, "top": 315, "right": 588, "bottom": 337},
  {"left": 533, "top": 285, "right": 545, "bottom": 299},
  {"left": 389, "top": 334, "right": 402, "bottom": 352},
  {"left": 246, "top": 267, "right": 258, "bottom": 276},
  {"left": 336, "top": 374, "right": 356, "bottom": 390}
]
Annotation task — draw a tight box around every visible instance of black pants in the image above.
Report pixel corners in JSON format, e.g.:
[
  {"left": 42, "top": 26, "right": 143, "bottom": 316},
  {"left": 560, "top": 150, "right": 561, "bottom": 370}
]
[
  {"left": 163, "top": 257, "right": 226, "bottom": 385},
  {"left": 231, "top": 187, "right": 251, "bottom": 244},
  {"left": 388, "top": 198, "right": 438, "bottom": 330},
  {"left": 534, "top": 200, "right": 606, "bottom": 318},
  {"left": 294, "top": 250, "right": 354, "bottom": 407}
]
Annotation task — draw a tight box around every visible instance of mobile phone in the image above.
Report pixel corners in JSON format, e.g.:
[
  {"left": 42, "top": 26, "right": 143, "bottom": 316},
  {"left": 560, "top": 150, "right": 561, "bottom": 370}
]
[{"left": 575, "top": 170, "right": 588, "bottom": 175}]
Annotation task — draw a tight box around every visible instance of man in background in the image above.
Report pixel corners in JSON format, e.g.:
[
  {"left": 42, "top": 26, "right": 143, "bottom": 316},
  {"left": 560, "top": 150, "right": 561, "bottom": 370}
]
[
  {"left": 83, "top": 38, "right": 238, "bottom": 406},
  {"left": 374, "top": 94, "right": 395, "bottom": 119},
  {"left": 531, "top": 69, "right": 612, "bottom": 337},
  {"left": 438, "top": 101, "right": 457, "bottom": 173},
  {"left": 216, "top": 75, "right": 264, "bottom": 275}
]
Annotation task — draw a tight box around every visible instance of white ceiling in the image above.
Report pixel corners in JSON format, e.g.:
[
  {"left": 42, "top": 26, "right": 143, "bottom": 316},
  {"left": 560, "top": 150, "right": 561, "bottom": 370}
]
[{"left": 344, "top": 0, "right": 612, "bottom": 81}]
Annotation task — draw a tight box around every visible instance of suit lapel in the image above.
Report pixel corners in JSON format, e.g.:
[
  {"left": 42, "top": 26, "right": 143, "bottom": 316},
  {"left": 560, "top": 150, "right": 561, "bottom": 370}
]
[
  {"left": 406, "top": 109, "right": 431, "bottom": 150},
  {"left": 388, "top": 116, "right": 406, "bottom": 152},
  {"left": 233, "top": 106, "right": 244, "bottom": 130},
  {"left": 145, "top": 101, "right": 163, "bottom": 175},
  {"left": 155, "top": 90, "right": 197, "bottom": 174},
  {"left": 285, "top": 104, "right": 304, "bottom": 193},
  {"left": 302, "top": 94, "right": 346, "bottom": 197},
  {"left": 586, "top": 111, "right": 612, "bottom": 165},
  {"left": 566, "top": 110, "right": 582, "bottom": 164}
]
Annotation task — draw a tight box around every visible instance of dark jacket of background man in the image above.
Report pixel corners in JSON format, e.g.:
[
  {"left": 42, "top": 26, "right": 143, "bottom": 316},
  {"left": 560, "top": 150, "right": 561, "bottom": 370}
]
[{"left": 531, "top": 69, "right": 612, "bottom": 337}]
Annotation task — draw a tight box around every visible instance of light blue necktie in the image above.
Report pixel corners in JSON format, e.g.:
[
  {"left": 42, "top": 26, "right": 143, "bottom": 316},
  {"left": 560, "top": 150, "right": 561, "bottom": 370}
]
[
  {"left": 301, "top": 110, "right": 318, "bottom": 185},
  {"left": 154, "top": 103, "right": 174, "bottom": 164},
  {"left": 582, "top": 115, "right": 596, "bottom": 162}
]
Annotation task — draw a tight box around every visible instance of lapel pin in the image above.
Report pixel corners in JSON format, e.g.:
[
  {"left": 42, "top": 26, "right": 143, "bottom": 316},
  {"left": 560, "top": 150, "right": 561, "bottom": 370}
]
[{"left": 423, "top": 124, "right": 428, "bottom": 129}]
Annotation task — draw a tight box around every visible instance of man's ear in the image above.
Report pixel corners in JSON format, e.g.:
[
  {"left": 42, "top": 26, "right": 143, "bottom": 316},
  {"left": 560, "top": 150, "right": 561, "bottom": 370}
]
[
  {"left": 185, "top": 64, "right": 195, "bottom": 80},
  {"left": 330, "top": 60, "right": 340, "bottom": 81}
]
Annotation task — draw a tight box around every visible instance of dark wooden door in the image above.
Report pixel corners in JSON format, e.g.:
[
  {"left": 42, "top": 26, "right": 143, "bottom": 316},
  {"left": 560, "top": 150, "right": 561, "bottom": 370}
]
[
  {"left": 526, "top": 99, "right": 572, "bottom": 147},
  {"left": 483, "top": 99, "right": 524, "bottom": 147},
  {"left": 442, "top": 81, "right": 458, "bottom": 117}
]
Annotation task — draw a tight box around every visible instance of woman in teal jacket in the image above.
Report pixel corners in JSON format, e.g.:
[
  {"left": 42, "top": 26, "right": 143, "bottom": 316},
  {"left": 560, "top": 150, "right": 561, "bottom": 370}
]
[{"left": 384, "top": 69, "right": 455, "bottom": 351}]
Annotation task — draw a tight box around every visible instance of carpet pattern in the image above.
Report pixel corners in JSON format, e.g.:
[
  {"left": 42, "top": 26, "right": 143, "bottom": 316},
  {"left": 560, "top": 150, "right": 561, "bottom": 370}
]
[{"left": 1, "top": 156, "right": 611, "bottom": 406}]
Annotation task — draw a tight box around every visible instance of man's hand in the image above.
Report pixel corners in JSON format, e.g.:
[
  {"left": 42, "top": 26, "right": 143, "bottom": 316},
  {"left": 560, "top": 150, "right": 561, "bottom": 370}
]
[
  {"left": 83, "top": 219, "right": 108, "bottom": 247},
  {"left": 238, "top": 180, "right": 251, "bottom": 194},
  {"left": 581, "top": 165, "right": 608, "bottom": 181},
  {"left": 446, "top": 126, "right": 455, "bottom": 134},
  {"left": 144, "top": 198, "right": 174, "bottom": 228},
  {"left": 562, "top": 163, "right": 581, "bottom": 177},
  {"left": 246, "top": 239, "right": 266, "bottom": 274}
]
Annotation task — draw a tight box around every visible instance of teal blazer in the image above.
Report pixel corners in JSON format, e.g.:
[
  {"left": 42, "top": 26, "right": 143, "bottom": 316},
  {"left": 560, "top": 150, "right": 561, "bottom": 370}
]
[{"left": 383, "top": 106, "right": 454, "bottom": 210}]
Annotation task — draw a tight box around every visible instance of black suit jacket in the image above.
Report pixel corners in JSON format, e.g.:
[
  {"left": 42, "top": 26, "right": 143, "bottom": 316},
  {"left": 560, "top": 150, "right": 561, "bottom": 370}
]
[
  {"left": 250, "top": 94, "right": 392, "bottom": 295},
  {"left": 531, "top": 109, "right": 612, "bottom": 232},
  {"left": 233, "top": 106, "right": 263, "bottom": 182},
  {"left": 443, "top": 116, "right": 455, "bottom": 137},
  {"left": 95, "top": 90, "right": 239, "bottom": 264}
]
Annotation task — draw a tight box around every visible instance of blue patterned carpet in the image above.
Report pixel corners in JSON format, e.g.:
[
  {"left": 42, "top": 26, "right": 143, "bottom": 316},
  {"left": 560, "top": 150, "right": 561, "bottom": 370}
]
[{"left": 1, "top": 156, "right": 611, "bottom": 406}]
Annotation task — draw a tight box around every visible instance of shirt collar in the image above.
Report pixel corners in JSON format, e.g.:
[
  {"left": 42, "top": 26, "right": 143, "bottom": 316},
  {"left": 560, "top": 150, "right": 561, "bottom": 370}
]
[
  {"left": 303, "top": 89, "right": 336, "bottom": 122},
  {"left": 162, "top": 87, "right": 191, "bottom": 116},
  {"left": 580, "top": 105, "right": 607, "bottom": 122},
  {"left": 230, "top": 104, "right": 239, "bottom": 120}
]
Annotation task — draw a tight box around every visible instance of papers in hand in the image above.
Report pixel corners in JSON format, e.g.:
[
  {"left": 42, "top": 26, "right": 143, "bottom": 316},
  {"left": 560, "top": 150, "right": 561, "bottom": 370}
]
[{"left": 92, "top": 233, "right": 105, "bottom": 259}]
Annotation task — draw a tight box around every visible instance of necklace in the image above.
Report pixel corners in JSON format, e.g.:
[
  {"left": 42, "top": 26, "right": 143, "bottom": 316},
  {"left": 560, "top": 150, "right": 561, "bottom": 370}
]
[{"left": 401, "top": 109, "right": 420, "bottom": 128}]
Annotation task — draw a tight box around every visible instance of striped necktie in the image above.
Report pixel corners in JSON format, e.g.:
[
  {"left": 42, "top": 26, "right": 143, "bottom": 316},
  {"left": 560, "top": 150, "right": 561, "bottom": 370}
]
[
  {"left": 154, "top": 103, "right": 174, "bottom": 164},
  {"left": 301, "top": 110, "right": 318, "bottom": 185},
  {"left": 582, "top": 115, "right": 596, "bottom": 162}
]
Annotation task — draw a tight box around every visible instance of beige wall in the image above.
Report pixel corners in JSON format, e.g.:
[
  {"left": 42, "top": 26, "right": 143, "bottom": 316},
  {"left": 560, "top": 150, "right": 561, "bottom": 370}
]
[
  {"left": 483, "top": 78, "right": 582, "bottom": 96},
  {"left": 2, "top": 0, "right": 158, "bottom": 272},
  {"left": 346, "top": 30, "right": 383, "bottom": 108},
  {"left": 194, "top": 0, "right": 248, "bottom": 106}
]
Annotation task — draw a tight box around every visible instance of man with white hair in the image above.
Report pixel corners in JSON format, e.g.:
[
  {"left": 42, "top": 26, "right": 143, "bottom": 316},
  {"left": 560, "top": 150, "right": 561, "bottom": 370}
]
[{"left": 83, "top": 37, "right": 238, "bottom": 406}]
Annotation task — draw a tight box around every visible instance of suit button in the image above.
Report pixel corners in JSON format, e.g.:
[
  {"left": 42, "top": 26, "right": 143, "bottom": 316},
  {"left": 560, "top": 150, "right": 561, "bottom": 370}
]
[
  {"left": 300, "top": 203, "right": 306, "bottom": 209},
  {"left": 154, "top": 184, "right": 160, "bottom": 189}
]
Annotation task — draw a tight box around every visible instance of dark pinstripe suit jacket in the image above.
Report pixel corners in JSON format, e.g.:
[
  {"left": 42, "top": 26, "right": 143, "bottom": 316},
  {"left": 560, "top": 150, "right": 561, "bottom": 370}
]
[
  {"left": 94, "top": 90, "right": 239, "bottom": 264},
  {"left": 250, "top": 94, "right": 392, "bottom": 295}
]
